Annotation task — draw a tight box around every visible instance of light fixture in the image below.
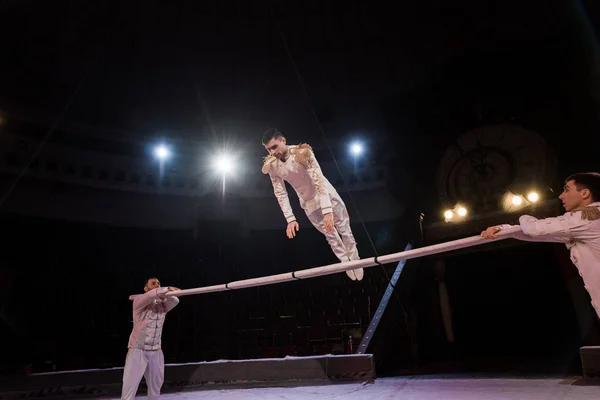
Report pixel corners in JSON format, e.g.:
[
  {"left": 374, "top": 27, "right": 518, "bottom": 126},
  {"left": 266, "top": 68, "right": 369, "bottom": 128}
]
[
  {"left": 444, "top": 204, "right": 468, "bottom": 223},
  {"left": 212, "top": 154, "right": 235, "bottom": 176},
  {"left": 154, "top": 145, "right": 169, "bottom": 160},
  {"left": 349, "top": 141, "right": 363, "bottom": 156},
  {"left": 527, "top": 192, "right": 539, "bottom": 202},
  {"left": 502, "top": 191, "right": 530, "bottom": 213}
]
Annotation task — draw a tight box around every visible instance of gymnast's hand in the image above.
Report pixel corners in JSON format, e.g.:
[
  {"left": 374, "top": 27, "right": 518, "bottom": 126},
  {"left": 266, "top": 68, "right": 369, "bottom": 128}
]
[
  {"left": 286, "top": 221, "right": 299, "bottom": 239},
  {"left": 167, "top": 286, "right": 180, "bottom": 291},
  {"left": 323, "top": 212, "right": 334, "bottom": 233},
  {"left": 481, "top": 226, "right": 502, "bottom": 239}
]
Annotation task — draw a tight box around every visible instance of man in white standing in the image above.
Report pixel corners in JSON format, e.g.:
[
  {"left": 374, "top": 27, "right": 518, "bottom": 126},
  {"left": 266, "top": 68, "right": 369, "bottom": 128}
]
[
  {"left": 121, "top": 277, "right": 180, "bottom": 400},
  {"left": 261, "top": 128, "right": 364, "bottom": 281},
  {"left": 481, "top": 172, "right": 600, "bottom": 319}
]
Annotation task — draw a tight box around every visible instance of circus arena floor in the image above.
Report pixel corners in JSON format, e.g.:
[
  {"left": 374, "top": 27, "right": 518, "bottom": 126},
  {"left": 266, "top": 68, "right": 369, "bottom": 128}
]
[{"left": 69, "top": 375, "right": 600, "bottom": 400}]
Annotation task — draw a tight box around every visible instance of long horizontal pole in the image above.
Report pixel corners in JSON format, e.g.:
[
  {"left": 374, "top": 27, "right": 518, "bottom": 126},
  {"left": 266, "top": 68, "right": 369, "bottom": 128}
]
[{"left": 158, "top": 226, "right": 522, "bottom": 298}]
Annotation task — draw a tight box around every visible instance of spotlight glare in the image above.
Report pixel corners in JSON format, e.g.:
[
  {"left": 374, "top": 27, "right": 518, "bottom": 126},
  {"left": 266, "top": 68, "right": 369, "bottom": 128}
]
[
  {"left": 457, "top": 207, "right": 467, "bottom": 217},
  {"left": 512, "top": 196, "right": 523, "bottom": 206},
  {"left": 350, "top": 142, "right": 363, "bottom": 156},
  {"left": 444, "top": 210, "right": 453, "bottom": 219},
  {"left": 213, "top": 154, "right": 235, "bottom": 175},
  {"left": 154, "top": 145, "right": 169, "bottom": 160},
  {"left": 527, "top": 192, "right": 539, "bottom": 202}
]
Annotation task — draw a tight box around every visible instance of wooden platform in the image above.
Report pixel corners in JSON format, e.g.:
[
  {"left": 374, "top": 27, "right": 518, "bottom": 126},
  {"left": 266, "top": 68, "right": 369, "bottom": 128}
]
[
  {"left": 581, "top": 346, "right": 600, "bottom": 378},
  {"left": 0, "top": 354, "right": 375, "bottom": 400}
]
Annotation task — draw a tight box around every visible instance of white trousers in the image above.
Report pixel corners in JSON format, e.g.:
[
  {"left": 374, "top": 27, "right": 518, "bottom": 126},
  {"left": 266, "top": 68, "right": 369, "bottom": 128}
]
[
  {"left": 306, "top": 196, "right": 363, "bottom": 280},
  {"left": 121, "top": 348, "right": 164, "bottom": 400}
]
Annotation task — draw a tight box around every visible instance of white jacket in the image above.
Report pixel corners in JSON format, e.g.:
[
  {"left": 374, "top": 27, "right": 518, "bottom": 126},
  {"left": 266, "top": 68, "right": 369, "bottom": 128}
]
[
  {"left": 127, "top": 287, "right": 179, "bottom": 351},
  {"left": 262, "top": 143, "right": 338, "bottom": 223},
  {"left": 503, "top": 202, "right": 600, "bottom": 318}
]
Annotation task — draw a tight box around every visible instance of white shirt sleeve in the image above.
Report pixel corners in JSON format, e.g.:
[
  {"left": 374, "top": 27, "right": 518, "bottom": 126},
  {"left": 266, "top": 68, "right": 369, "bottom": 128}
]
[
  {"left": 512, "top": 211, "right": 595, "bottom": 243},
  {"left": 164, "top": 295, "right": 180, "bottom": 312},
  {"left": 132, "top": 287, "right": 169, "bottom": 311},
  {"left": 269, "top": 172, "right": 296, "bottom": 223}
]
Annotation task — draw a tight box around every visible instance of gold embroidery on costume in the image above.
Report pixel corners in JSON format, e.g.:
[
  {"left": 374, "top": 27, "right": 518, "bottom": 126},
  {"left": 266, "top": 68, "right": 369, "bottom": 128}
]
[
  {"left": 290, "top": 143, "right": 312, "bottom": 166},
  {"left": 262, "top": 155, "right": 277, "bottom": 174},
  {"left": 572, "top": 206, "right": 600, "bottom": 221},
  {"left": 291, "top": 143, "right": 326, "bottom": 198}
]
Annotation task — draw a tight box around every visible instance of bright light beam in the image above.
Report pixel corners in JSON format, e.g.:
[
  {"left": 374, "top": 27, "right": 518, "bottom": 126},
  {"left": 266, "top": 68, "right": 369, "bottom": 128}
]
[
  {"left": 154, "top": 145, "right": 169, "bottom": 160},
  {"left": 212, "top": 154, "right": 235, "bottom": 176},
  {"left": 350, "top": 142, "right": 363, "bottom": 156},
  {"left": 211, "top": 154, "right": 237, "bottom": 198},
  {"left": 527, "top": 192, "right": 539, "bottom": 202}
]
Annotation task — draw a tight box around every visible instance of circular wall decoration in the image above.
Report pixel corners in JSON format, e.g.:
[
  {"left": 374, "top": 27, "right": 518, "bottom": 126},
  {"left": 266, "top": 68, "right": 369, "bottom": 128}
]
[{"left": 436, "top": 124, "right": 556, "bottom": 214}]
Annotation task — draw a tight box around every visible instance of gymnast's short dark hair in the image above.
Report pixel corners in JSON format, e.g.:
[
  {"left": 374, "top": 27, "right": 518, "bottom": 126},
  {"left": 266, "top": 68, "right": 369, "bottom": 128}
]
[
  {"left": 262, "top": 128, "right": 284, "bottom": 145},
  {"left": 566, "top": 172, "right": 600, "bottom": 202},
  {"left": 144, "top": 277, "right": 159, "bottom": 288}
]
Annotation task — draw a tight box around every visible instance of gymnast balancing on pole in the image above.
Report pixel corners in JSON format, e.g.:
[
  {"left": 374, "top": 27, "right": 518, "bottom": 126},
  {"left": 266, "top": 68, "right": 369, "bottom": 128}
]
[
  {"left": 159, "top": 173, "right": 598, "bottom": 299},
  {"left": 481, "top": 172, "right": 600, "bottom": 319},
  {"left": 261, "top": 128, "right": 364, "bottom": 281}
]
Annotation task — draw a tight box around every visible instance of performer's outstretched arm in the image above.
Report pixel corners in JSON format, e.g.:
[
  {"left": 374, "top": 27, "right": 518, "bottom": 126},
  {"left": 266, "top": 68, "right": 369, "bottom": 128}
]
[
  {"left": 269, "top": 174, "right": 296, "bottom": 223},
  {"left": 485, "top": 209, "right": 598, "bottom": 243},
  {"left": 516, "top": 211, "right": 597, "bottom": 242},
  {"left": 130, "top": 287, "right": 180, "bottom": 311},
  {"left": 164, "top": 295, "right": 180, "bottom": 312},
  {"left": 131, "top": 287, "right": 170, "bottom": 310}
]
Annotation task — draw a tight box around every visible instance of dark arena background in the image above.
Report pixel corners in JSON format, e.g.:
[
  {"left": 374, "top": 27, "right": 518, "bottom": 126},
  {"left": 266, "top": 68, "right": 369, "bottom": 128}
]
[{"left": 1, "top": 0, "right": 600, "bottom": 398}]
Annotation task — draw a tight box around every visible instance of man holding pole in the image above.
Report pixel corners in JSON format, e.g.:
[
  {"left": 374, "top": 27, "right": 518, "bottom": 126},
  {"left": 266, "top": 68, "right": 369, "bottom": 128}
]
[
  {"left": 121, "top": 277, "right": 180, "bottom": 400},
  {"left": 481, "top": 172, "right": 600, "bottom": 319}
]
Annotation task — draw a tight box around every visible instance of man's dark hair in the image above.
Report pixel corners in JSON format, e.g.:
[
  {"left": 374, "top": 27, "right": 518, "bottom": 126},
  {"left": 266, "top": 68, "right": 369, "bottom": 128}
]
[
  {"left": 262, "top": 128, "right": 284, "bottom": 145},
  {"left": 144, "top": 277, "right": 159, "bottom": 288},
  {"left": 566, "top": 172, "right": 600, "bottom": 202}
]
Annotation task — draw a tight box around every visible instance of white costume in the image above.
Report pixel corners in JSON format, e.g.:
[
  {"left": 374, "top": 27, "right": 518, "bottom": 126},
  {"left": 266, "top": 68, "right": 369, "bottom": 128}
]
[
  {"left": 121, "top": 287, "right": 179, "bottom": 400},
  {"left": 499, "top": 202, "right": 600, "bottom": 318},
  {"left": 262, "top": 143, "right": 364, "bottom": 281}
]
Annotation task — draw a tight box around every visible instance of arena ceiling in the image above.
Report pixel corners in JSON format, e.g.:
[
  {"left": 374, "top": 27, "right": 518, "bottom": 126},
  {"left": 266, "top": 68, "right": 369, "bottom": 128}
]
[{"left": 0, "top": 0, "right": 589, "bottom": 147}]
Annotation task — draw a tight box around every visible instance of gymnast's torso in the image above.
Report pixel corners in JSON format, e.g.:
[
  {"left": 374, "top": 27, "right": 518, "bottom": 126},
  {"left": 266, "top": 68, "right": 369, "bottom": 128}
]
[{"left": 264, "top": 144, "right": 339, "bottom": 215}]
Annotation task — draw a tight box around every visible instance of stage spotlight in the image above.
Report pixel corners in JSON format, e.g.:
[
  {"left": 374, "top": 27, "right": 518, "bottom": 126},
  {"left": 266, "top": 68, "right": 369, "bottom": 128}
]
[
  {"left": 349, "top": 142, "right": 363, "bottom": 156},
  {"left": 527, "top": 192, "right": 539, "bottom": 202},
  {"left": 502, "top": 191, "right": 530, "bottom": 213},
  {"left": 212, "top": 154, "right": 235, "bottom": 175},
  {"left": 444, "top": 204, "right": 468, "bottom": 223},
  {"left": 154, "top": 145, "right": 169, "bottom": 160}
]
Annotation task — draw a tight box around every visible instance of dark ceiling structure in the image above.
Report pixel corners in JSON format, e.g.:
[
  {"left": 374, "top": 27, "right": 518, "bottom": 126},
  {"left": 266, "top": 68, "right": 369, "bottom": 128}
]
[{"left": 2, "top": 0, "right": 597, "bottom": 147}]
